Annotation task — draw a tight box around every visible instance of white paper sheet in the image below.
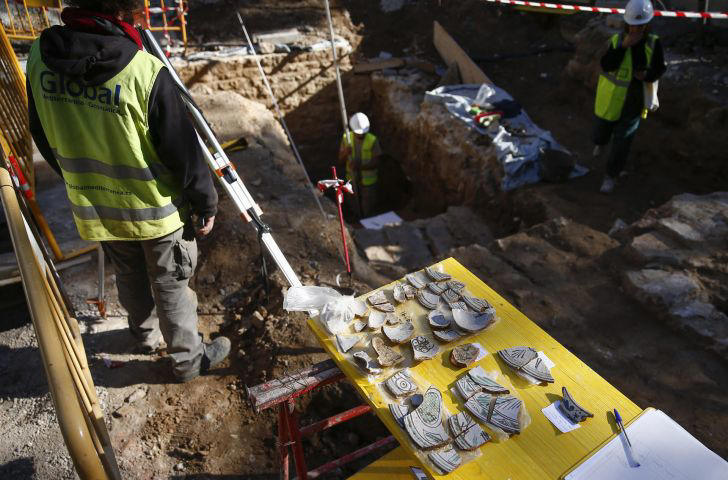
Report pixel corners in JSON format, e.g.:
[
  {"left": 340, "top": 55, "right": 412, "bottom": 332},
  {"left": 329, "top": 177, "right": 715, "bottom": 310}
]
[
  {"left": 542, "top": 401, "right": 581, "bottom": 433},
  {"left": 472, "top": 342, "right": 488, "bottom": 362},
  {"left": 360, "top": 211, "right": 404, "bottom": 230},
  {"left": 565, "top": 409, "right": 728, "bottom": 480}
]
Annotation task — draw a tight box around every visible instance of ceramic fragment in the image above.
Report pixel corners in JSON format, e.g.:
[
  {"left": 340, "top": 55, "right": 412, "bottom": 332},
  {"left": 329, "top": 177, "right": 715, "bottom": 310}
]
[
  {"left": 498, "top": 346, "right": 554, "bottom": 383},
  {"left": 372, "top": 336, "right": 404, "bottom": 367},
  {"left": 462, "top": 295, "right": 491, "bottom": 313},
  {"left": 385, "top": 313, "right": 400, "bottom": 325},
  {"left": 428, "top": 445, "right": 461, "bottom": 474},
  {"left": 428, "top": 310, "right": 450, "bottom": 330},
  {"left": 450, "top": 343, "right": 480, "bottom": 367},
  {"left": 427, "top": 282, "right": 446, "bottom": 295},
  {"left": 433, "top": 329, "right": 463, "bottom": 343},
  {"left": 425, "top": 266, "right": 452, "bottom": 282},
  {"left": 384, "top": 369, "right": 418, "bottom": 398},
  {"left": 353, "top": 320, "right": 366, "bottom": 332},
  {"left": 403, "top": 387, "right": 450, "bottom": 449},
  {"left": 410, "top": 393, "right": 423, "bottom": 407},
  {"left": 403, "top": 284, "right": 417, "bottom": 300},
  {"left": 454, "top": 422, "right": 490, "bottom": 451},
  {"left": 441, "top": 289, "right": 460, "bottom": 303},
  {"left": 465, "top": 393, "right": 522, "bottom": 434},
  {"left": 383, "top": 321, "right": 415, "bottom": 344},
  {"left": 392, "top": 282, "right": 407, "bottom": 304},
  {"left": 448, "top": 411, "right": 476, "bottom": 437},
  {"left": 389, "top": 403, "right": 409, "bottom": 428},
  {"left": 368, "top": 310, "right": 387, "bottom": 329},
  {"left": 350, "top": 299, "right": 368, "bottom": 317},
  {"left": 452, "top": 309, "right": 494, "bottom": 333},
  {"left": 405, "top": 272, "right": 427, "bottom": 290},
  {"left": 416, "top": 290, "right": 440, "bottom": 310},
  {"left": 367, "top": 290, "right": 388, "bottom": 306},
  {"left": 371, "top": 302, "right": 395, "bottom": 313},
  {"left": 411, "top": 336, "right": 440, "bottom": 361},
  {"left": 446, "top": 280, "right": 466, "bottom": 292},
  {"left": 448, "top": 301, "right": 467, "bottom": 310},
  {"left": 455, "top": 375, "right": 483, "bottom": 400},
  {"left": 559, "top": 387, "right": 593, "bottom": 423},
  {"left": 336, "top": 334, "right": 361, "bottom": 353},
  {"left": 352, "top": 351, "right": 382, "bottom": 375},
  {"left": 468, "top": 366, "right": 509, "bottom": 394}
]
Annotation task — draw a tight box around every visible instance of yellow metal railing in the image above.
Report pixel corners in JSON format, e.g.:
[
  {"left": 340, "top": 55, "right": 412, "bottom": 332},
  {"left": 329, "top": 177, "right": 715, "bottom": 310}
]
[
  {"left": 1, "top": 0, "right": 61, "bottom": 41},
  {"left": 1, "top": 140, "right": 121, "bottom": 479}
]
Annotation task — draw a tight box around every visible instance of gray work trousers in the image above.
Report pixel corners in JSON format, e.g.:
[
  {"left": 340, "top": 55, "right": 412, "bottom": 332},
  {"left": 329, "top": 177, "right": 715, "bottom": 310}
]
[{"left": 101, "top": 226, "right": 204, "bottom": 377}]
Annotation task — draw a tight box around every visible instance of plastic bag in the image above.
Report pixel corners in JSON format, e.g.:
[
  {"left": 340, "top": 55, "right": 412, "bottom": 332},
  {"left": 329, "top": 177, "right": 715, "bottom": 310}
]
[
  {"left": 283, "top": 285, "right": 341, "bottom": 312},
  {"left": 643, "top": 80, "right": 659, "bottom": 113},
  {"left": 283, "top": 286, "right": 366, "bottom": 334}
]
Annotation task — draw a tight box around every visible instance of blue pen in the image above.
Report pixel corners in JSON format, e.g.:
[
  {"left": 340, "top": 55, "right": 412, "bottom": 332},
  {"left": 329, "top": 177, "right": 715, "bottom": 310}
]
[{"left": 614, "top": 408, "right": 640, "bottom": 467}]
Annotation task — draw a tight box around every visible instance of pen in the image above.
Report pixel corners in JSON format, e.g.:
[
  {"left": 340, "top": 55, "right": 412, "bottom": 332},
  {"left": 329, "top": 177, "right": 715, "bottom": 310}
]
[{"left": 614, "top": 408, "right": 640, "bottom": 467}]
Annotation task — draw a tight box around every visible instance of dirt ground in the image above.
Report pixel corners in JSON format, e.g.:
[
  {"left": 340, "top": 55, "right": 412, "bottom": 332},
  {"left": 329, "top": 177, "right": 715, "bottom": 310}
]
[{"left": 1, "top": 1, "right": 728, "bottom": 479}]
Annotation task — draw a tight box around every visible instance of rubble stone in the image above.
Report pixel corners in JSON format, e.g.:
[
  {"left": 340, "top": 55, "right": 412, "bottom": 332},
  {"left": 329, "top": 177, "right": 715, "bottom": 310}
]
[{"left": 623, "top": 269, "right": 703, "bottom": 310}]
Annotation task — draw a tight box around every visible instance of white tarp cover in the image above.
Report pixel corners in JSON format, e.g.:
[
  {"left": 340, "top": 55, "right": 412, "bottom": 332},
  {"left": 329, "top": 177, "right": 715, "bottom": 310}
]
[{"left": 425, "top": 84, "right": 587, "bottom": 191}]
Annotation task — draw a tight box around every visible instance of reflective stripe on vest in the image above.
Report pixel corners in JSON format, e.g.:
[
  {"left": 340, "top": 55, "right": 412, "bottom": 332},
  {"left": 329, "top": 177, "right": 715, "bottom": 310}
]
[
  {"left": 344, "top": 132, "right": 378, "bottom": 186},
  {"left": 594, "top": 34, "right": 656, "bottom": 121},
  {"left": 27, "top": 40, "right": 185, "bottom": 241}
]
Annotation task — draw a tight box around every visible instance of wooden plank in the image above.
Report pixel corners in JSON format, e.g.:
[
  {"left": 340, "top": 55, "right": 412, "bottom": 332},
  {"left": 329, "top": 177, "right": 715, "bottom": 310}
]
[
  {"left": 308, "top": 257, "right": 643, "bottom": 479},
  {"left": 354, "top": 58, "right": 406, "bottom": 74},
  {"left": 433, "top": 21, "right": 492, "bottom": 85}
]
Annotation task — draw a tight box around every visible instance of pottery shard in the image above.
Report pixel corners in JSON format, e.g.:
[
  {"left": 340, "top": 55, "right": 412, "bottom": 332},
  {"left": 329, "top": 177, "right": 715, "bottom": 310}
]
[
  {"left": 428, "top": 310, "right": 450, "bottom": 330},
  {"left": 468, "top": 366, "right": 509, "bottom": 394},
  {"left": 441, "top": 289, "right": 460, "bottom": 303},
  {"left": 448, "top": 301, "right": 467, "bottom": 310},
  {"left": 352, "top": 351, "right": 381, "bottom": 375},
  {"left": 403, "top": 284, "right": 417, "bottom": 300},
  {"left": 367, "top": 290, "right": 388, "bottom": 306},
  {"left": 384, "top": 369, "right": 418, "bottom": 398},
  {"left": 433, "top": 329, "right": 463, "bottom": 343},
  {"left": 454, "top": 422, "right": 490, "bottom": 451},
  {"left": 368, "top": 310, "right": 387, "bottom": 329},
  {"left": 371, "top": 302, "right": 395, "bottom": 313},
  {"left": 350, "top": 299, "right": 368, "bottom": 317},
  {"left": 428, "top": 445, "right": 462, "bottom": 474},
  {"left": 427, "top": 282, "right": 446, "bottom": 295},
  {"left": 406, "top": 272, "right": 427, "bottom": 290},
  {"left": 389, "top": 403, "right": 409, "bottom": 428},
  {"left": 353, "top": 320, "right": 366, "bottom": 332},
  {"left": 498, "top": 346, "right": 554, "bottom": 383},
  {"left": 465, "top": 393, "right": 522, "bottom": 434},
  {"left": 559, "top": 387, "right": 593, "bottom": 423},
  {"left": 462, "top": 295, "right": 491, "bottom": 313},
  {"left": 392, "top": 282, "right": 407, "bottom": 304},
  {"left": 450, "top": 343, "right": 479, "bottom": 367},
  {"left": 411, "top": 336, "right": 440, "bottom": 361},
  {"left": 372, "top": 336, "right": 404, "bottom": 367},
  {"left": 452, "top": 309, "right": 494, "bottom": 333},
  {"left": 446, "top": 280, "right": 466, "bottom": 292},
  {"left": 383, "top": 321, "right": 415, "bottom": 344},
  {"left": 336, "top": 334, "right": 362, "bottom": 353},
  {"left": 417, "top": 290, "right": 440, "bottom": 310},
  {"left": 403, "top": 386, "right": 451, "bottom": 449},
  {"left": 425, "top": 266, "right": 452, "bottom": 282}
]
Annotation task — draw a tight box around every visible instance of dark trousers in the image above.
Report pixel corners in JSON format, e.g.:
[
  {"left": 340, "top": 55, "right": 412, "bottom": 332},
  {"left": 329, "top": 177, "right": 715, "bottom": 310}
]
[
  {"left": 101, "top": 226, "right": 203, "bottom": 377},
  {"left": 592, "top": 115, "right": 641, "bottom": 178}
]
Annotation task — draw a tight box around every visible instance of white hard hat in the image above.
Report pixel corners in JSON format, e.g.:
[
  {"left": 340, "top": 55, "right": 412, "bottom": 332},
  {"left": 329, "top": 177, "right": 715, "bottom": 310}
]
[
  {"left": 624, "top": 0, "right": 654, "bottom": 25},
  {"left": 349, "top": 112, "right": 370, "bottom": 135}
]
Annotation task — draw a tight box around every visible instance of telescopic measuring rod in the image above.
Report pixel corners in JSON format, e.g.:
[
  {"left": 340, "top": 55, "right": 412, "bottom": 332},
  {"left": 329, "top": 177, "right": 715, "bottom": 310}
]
[{"left": 140, "top": 29, "right": 302, "bottom": 288}]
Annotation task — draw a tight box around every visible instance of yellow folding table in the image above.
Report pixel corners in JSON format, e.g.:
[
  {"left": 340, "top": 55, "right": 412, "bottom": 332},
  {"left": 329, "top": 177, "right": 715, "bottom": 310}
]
[{"left": 308, "top": 257, "right": 643, "bottom": 479}]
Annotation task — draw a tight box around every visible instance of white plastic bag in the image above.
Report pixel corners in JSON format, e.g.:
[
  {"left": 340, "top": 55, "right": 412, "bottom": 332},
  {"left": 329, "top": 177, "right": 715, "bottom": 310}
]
[
  {"left": 283, "top": 285, "right": 341, "bottom": 312},
  {"left": 283, "top": 286, "right": 366, "bottom": 334},
  {"left": 643, "top": 80, "right": 659, "bottom": 113}
]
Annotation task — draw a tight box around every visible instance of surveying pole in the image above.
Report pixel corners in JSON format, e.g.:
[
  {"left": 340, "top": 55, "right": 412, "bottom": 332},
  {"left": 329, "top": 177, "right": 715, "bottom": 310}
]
[{"left": 140, "top": 29, "right": 302, "bottom": 288}]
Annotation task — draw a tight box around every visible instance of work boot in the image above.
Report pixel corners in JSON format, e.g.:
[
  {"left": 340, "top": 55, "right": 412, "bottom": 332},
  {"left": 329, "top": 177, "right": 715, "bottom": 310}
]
[
  {"left": 132, "top": 328, "right": 164, "bottom": 354},
  {"left": 175, "top": 336, "right": 231, "bottom": 383},
  {"left": 600, "top": 175, "right": 616, "bottom": 194}
]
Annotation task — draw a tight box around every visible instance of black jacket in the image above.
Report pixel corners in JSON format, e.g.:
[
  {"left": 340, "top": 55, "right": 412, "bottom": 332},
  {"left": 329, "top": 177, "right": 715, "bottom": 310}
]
[
  {"left": 600, "top": 33, "right": 666, "bottom": 120},
  {"left": 28, "top": 25, "right": 218, "bottom": 219}
]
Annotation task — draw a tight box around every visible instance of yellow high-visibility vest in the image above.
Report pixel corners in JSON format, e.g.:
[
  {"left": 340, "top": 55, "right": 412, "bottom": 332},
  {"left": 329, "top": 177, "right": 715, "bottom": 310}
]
[
  {"left": 27, "top": 41, "right": 186, "bottom": 241},
  {"left": 594, "top": 33, "right": 657, "bottom": 121},
  {"left": 343, "top": 132, "right": 378, "bottom": 186}
]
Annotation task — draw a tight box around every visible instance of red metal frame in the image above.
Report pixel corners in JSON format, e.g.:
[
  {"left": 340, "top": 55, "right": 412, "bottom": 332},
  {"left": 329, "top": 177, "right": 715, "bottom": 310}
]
[{"left": 247, "top": 360, "right": 396, "bottom": 480}]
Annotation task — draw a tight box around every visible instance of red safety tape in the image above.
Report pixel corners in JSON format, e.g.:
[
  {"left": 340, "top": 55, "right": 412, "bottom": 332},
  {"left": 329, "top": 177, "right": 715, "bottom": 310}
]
[{"left": 483, "top": 0, "right": 728, "bottom": 19}]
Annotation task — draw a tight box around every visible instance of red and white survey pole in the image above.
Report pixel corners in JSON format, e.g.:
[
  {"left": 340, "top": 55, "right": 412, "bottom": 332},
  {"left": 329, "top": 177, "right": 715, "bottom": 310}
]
[{"left": 317, "top": 167, "right": 355, "bottom": 279}]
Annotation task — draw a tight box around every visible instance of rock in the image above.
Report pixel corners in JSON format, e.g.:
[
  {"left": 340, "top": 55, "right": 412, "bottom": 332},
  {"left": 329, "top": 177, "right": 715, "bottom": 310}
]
[
  {"left": 258, "top": 41, "right": 275, "bottom": 54},
  {"left": 628, "top": 232, "right": 685, "bottom": 266},
  {"left": 174, "top": 462, "right": 185, "bottom": 471},
  {"left": 251, "top": 311, "right": 265, "bottom": 329},
  {"left": 657, "top": 218, "right": 705, "bottom": 245},
  {"left": 668, "top": 301, "right": 728, "bottom": 356},
  {"left": 623, "top": 269, "right": 703, "bottom": 310},
  {"left": 258, "top": 306, "right": 268, "bottom": 318}
]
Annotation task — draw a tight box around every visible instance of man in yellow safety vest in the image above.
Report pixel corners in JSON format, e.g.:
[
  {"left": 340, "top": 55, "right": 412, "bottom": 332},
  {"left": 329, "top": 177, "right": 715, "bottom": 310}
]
[
  {"left": 27, "top": 0, "right": 230, "bottom": 382},
  {"left": 338, "top": 112, "right": 382, "bottom": 219},
  {"left": 592, "top": 0, "right": 666, "bottom": 194}
]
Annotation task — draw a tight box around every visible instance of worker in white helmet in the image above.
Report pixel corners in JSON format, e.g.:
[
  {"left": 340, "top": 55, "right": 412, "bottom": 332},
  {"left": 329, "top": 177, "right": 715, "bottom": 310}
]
[
  {"left": 592, "top": 0, "right": 666, "bottom": 194},
  {"left": 338, "top": 112, "right": 382, "bottom": 218}
]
